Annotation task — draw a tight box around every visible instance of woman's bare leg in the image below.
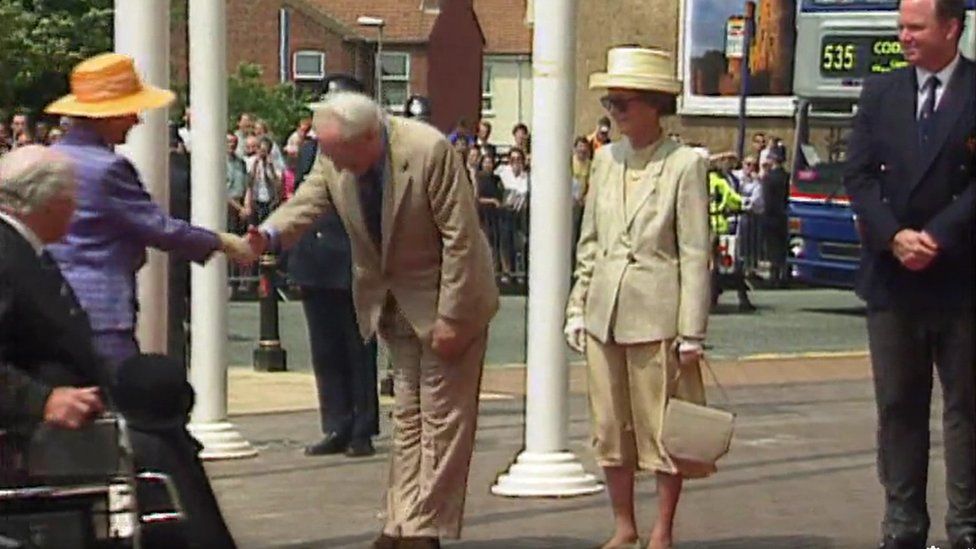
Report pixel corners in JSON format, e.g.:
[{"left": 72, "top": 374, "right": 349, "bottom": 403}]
[
  {"left": 602, "top": 465, "right": 639, "bottom": 548},
  {"left": 648, "top": 472, "right": 682, "bottom": 549}
]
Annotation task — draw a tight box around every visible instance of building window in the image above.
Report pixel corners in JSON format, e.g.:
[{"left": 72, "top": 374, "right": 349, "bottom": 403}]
[
  {"left": 420, "top": 0, "right": 440, "bottom": 13},
  {"left": 380, "top": 52, "right": 410, "bottom": 112},
  {"left": 293, "top": 50, "right": 325, "bottom": 81},
  {"left": 481, "top": 63, "right": 494, "bottom": 115}
]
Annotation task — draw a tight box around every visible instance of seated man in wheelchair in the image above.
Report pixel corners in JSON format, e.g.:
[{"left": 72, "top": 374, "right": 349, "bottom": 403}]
[{"left": 0, "top": 146, "right": 235, "bottom": 548}]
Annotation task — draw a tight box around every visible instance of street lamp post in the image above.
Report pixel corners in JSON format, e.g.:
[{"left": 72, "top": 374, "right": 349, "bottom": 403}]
[{"left": 357, "top": 16, "right": 386, "bottom": 106}]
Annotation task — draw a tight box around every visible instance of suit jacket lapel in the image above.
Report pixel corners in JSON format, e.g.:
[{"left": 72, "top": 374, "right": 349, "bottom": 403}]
[
  {"left": 624, "top": 140, "right": 672, "bottom": 229},
  {"left": 913, "top": 58, "right": 975, "bottom": 189},
  {"left": 382, "top": 118, "right": 411, "bottom": 269},
  {"left": 894, "top": 69, "right": 925, "bottom": 194},
  {"left": 607, "top": 148, "right": 626, "bottom": 228}
]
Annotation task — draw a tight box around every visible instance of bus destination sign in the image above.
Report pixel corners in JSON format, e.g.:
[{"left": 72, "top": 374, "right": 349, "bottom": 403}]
[{"left": 819, "top": 35, "right": 908, "bottom": 77}]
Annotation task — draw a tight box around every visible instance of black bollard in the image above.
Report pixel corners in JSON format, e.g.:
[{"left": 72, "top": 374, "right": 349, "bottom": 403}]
[{"left": 253, "top": 253, "right": 287, "bottom": 372}]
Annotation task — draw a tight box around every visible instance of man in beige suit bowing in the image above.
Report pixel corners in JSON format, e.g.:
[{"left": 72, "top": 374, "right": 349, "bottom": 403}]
[
  {"left": 565, "top": 47, "right": 712, "bottom": 549},
  {"left": 243, "top": 91, "right": 498, "bottom": 549}
]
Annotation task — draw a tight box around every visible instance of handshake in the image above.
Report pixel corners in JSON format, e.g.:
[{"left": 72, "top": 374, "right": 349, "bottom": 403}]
[{"left": 216, "top": 227, "right": 270, "bottom": 265}]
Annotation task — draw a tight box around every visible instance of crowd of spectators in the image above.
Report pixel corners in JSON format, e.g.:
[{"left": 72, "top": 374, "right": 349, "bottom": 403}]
[{"left": 3, "top": 108, "right": 793, "bottom": 292}]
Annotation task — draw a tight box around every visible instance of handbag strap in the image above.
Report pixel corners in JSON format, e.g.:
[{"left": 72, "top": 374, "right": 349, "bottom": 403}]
[
  {"left": 670, "top": 340, "right": 734, "bottom": 408},
  {"left": 699, "top": 355, "right": 733, "bottom": 407}
]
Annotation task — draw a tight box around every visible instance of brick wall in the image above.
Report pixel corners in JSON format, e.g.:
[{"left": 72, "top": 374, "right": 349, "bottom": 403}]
[
  {"left": 171, "top": 0, "right": 364, "bottom": 90},
  {"left": 289, "top": 8, "right": 359, "bottom": 81},
  {"left": 226, "top": 0, "right": 285, "bottom": 85}
]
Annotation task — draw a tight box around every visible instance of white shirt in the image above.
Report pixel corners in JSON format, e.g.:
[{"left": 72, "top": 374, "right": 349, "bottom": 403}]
[
  {"left": 0, "top": 209, "right": 43, "bottom": 256},
  {"left": 744, "top": 176, "right": 765, "bottom": 215},
  {"left": 246, "top": 156, "right": 276, "bottom": 204},
  {"left": 496, "top": 164, "right": 529, "bottom": 211},
  {"left": 915, "top": 53, "right": 960, "bottom": 118},
  {"left": 178, "top": 126, "right": 191, "bottom": 152}
]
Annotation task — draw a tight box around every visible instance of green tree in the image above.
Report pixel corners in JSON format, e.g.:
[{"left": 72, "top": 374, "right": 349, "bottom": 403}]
[
  {"left": 227, "top": 63, "right": 313, "bottom": 143},
  {"left": 0, "top": 0, "right": 113, "bottom": 119}
]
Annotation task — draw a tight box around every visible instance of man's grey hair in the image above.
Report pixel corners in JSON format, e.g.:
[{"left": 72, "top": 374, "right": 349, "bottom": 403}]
[
  {"left": 311, "top": 91, "right": 383, "bottom": 140},
  {"left": 0, "top": 145, "right": 75, "bottom": 215}
]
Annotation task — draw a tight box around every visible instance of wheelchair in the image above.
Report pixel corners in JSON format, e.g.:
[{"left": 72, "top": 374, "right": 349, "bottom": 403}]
[{"left": 0, "top": 414, "right": 184, "bottom": 549}]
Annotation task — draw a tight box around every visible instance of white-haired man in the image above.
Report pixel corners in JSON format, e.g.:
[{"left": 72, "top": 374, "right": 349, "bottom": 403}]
[
  {"left": 0, "top": 145, "right": 107, "bottom": 436},
  {"left": 244, "top": 92, "right": 498, "bottom": 548}
]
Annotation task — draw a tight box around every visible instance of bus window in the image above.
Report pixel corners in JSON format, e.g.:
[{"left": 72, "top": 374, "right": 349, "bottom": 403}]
[{"left": 792, "top": 127, "right": 850, "bottom": 201}]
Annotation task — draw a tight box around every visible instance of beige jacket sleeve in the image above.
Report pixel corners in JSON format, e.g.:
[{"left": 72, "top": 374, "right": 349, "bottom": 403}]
[
  {"left": 566, "top": 155, "right": 601, "bottom": 321},
  {"left": 425, "top": 139, "right": 491, "bottom": 324},
  {"left": 261, "top": 154, "right": 334, "bottom": 249},
  {"left": 675, "top": 156, "right": 711, "bottom": 341}
]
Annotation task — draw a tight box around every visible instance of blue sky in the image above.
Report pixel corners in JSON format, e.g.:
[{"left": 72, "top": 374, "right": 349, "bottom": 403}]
[{"left": 689, "top": 0, "right": 766, "bottom": 58}]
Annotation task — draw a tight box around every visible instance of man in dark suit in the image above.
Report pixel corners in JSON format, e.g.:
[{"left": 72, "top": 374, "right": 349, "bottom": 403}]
[
  {"left": 761, "top": 150, "right": 790, "bottom": 288},
  {"left": 168, "top": 125, "right": 192, "bottom": 367},
  {"left": 0, "top": 145, "right": 107, "bottom": 441},
  {"left": 289, "top": 74, "right": 379, "bottom": 458},
  {"left": 844, "top": 1, "right": 975, "bottom": 547}
]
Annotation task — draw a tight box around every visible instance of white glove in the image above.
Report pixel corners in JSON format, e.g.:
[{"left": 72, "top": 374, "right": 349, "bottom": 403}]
[{"left": 564, "top": 316, "right": 587, "bottom": 354}]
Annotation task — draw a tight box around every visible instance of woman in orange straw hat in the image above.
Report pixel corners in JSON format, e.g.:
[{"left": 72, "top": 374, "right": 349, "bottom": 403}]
[{"left": 45, "top": 52, "right": 254, "bottom": 371}]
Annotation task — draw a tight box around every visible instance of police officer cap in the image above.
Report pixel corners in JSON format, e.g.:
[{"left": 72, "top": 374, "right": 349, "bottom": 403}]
[
  {"left": 319, "top": 73, "right": 365, "bottom": 98},
  {"left": 403, "top": 95, "right": 432, "bottom": 120}
]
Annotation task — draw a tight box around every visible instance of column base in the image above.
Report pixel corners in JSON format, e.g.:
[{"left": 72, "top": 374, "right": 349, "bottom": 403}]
[
  {"left": 491, "top": 451, "right": 604, "bottom": 497},
  {"left": 187, "top": 421, "right": 258, "bottom": 461},
  {"left": 253, "top": 345, "right": 287, "bottom": 372}
]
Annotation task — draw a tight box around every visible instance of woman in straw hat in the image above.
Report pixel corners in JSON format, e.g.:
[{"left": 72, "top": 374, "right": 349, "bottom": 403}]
[
  {"left": 564, "top": 46, "right": 712, "bottom": 549},
  {"left": 44, "top": 53, "right": 254, "bottom": 371}
]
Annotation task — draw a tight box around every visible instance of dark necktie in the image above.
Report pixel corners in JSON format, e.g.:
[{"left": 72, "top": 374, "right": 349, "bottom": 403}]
[
  {"left": 358, "top": 166, "right": 383, "bottom": 248},
  {"left": 918, "top": 76, "right": 941, "bottom": 146}
]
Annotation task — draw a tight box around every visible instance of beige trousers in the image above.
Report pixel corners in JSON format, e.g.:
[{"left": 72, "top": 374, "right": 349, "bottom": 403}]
[
  {"left": 378, "top": 305, "right": 486, "bottom": 539},
  {"left": 585, "top": 336, "right": 708, "bottom": 476}
]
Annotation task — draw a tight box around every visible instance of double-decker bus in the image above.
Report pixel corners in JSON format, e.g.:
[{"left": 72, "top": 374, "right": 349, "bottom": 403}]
[{"left": 787, "top": 0, "right": 976, "bottom": 287}]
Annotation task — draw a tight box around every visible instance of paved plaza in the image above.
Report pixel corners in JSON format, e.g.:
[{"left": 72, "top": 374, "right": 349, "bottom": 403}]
[
  {"left": 203, "top": 289, "right": 958, "bottom": 548},
  {"left": 210, "top": 357, "right": 955, "bottom": 549}
]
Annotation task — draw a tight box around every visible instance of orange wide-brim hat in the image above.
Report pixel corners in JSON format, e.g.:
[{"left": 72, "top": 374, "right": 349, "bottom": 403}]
[{"left": 45, "top": 53, "right": 175, "bottom": 118}]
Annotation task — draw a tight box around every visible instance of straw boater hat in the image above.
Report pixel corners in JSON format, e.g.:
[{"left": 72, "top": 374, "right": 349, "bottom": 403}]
[
  {"left": 45, "top": 53, "right": 175, "bottom": 118},
  {"left": 589, "top": 47, "right": 683, "bottom": 95}
]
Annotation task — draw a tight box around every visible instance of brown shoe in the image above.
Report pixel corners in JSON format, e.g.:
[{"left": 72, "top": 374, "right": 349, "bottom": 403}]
[{"left": 372, "top": 533, "right": 398, "bottom": 549}]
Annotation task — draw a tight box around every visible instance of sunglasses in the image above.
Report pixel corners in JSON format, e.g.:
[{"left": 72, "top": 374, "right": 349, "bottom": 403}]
[{"left": 600, "top": 95, "right": 646, "bottom": 113}]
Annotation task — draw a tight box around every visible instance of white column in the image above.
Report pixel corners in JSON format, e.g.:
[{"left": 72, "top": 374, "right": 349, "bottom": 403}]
[
  {"left": 114, "top": 0, "right": 170, "bottom": 354},
  {"left": 491, "top": 0, "right": 601, "bottom": 497},
  {"left": 186, "top": 0, "right": 256, "bottom": 460}
]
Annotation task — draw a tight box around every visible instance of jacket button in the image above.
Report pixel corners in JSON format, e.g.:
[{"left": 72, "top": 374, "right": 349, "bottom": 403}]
[{"left": 627, "top": 253, "right": 637, "bottom": 263}]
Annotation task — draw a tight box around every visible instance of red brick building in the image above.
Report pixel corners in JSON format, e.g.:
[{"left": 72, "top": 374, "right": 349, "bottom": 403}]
[
  {"left": 171, "top": 0, "right": 369, "bottom": 92},
  {"left": 171, "top": 0, "right": 532, "bottom": 139}
]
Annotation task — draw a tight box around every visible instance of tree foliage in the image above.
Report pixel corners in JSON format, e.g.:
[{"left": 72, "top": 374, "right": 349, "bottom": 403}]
[
  {"left": 227, "top": 63, "right": 313, "bottom": 143},
  {"left": 0, "top": 0, "right": 113, "bottom": 120},
  {"left": 0, "top": 2, "right": 310, "bottom": 144}
]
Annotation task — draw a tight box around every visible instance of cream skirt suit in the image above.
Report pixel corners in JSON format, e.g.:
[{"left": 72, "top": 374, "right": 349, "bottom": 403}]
[{"left": 566, "top": 136, "right": 713, "bottom": 476}]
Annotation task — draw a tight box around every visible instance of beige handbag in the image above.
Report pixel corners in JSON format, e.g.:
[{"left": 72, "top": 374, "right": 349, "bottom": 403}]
[{"left": 661, "top": 356, "right": 735, "bottom": 470}]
